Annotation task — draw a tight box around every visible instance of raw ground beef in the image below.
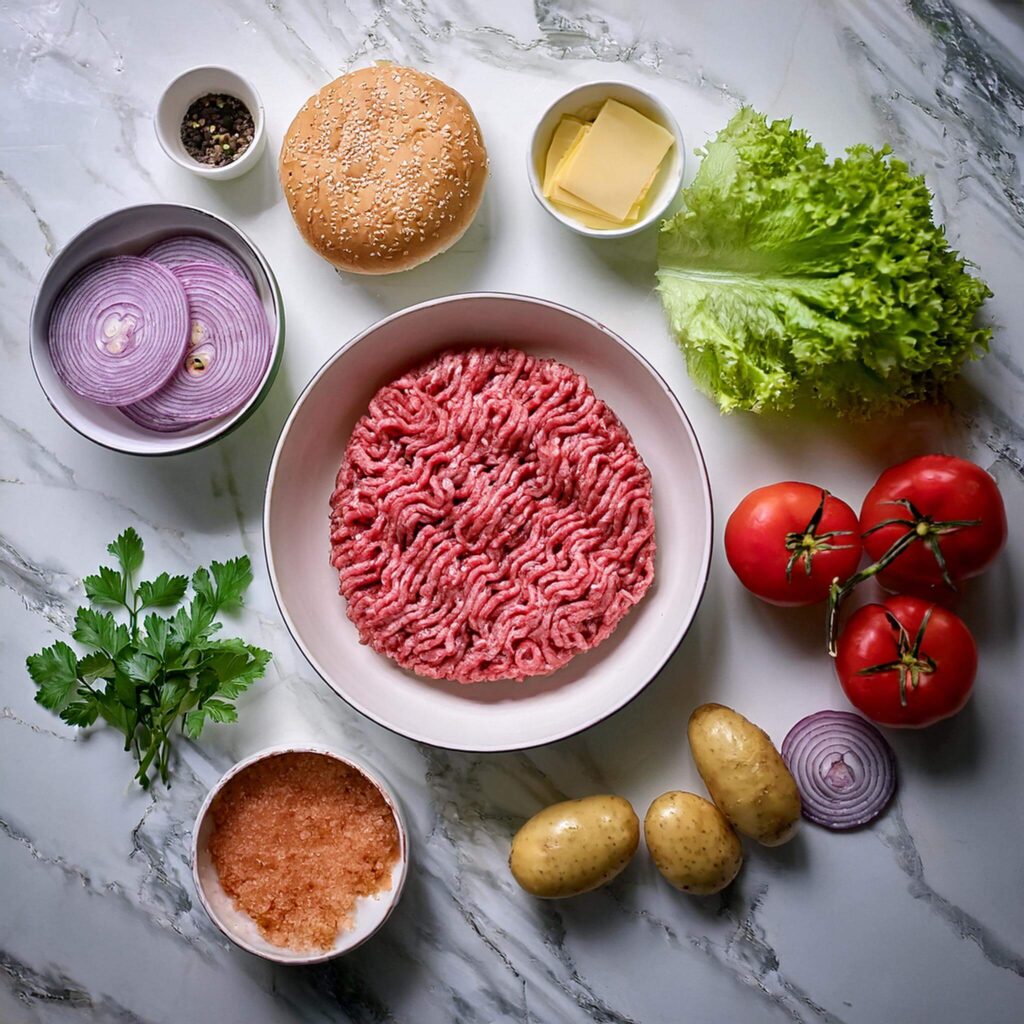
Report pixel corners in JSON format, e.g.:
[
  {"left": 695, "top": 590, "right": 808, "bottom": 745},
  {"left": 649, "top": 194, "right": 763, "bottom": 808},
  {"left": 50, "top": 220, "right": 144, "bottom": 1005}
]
[{"left": 329, "top": 347, "right": 655, "bottom": 683}]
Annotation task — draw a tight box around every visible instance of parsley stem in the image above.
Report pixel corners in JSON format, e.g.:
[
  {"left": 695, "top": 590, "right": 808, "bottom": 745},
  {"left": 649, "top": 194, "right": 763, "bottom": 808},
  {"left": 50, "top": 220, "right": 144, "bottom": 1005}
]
[
  {"left": 77, "top": 678, "right": 99, "bottom": 698},
  {"left": 135, "top": 737, "right": 159, "bottom": 787}
]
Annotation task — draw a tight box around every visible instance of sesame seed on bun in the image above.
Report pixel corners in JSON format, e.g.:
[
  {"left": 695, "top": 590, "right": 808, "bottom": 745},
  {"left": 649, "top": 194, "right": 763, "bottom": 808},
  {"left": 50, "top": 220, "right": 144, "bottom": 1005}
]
[{"left": 279, "top": 65, "right": 488, "bottom": 275}]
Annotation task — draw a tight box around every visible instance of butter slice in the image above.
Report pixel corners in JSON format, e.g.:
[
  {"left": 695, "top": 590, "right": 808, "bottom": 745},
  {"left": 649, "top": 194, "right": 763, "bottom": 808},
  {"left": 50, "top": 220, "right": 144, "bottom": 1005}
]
[
  {"left": 550, "top": 126, "right": 640, "bottom": 223},
  {"left": 542, "top": 116, "right": 585, "bottom": 197},
  {"left": 550, "top": 200, "right": 628, "bottom": 230},
  {"left": 633, "top": 164, "right": 660, "bottom": 208},
  {"left": 549, "top": 125, "right": 595, "bottom": 209},
  {"left": 557, "top": 99, "right": 674, "bottom": 221}
]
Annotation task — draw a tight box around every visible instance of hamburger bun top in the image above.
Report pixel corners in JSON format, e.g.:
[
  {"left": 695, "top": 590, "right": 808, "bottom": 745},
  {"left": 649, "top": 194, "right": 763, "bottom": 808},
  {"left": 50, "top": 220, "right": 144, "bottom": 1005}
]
[{"left": 279, "top": 65, "right": 488, "bottom": 275}]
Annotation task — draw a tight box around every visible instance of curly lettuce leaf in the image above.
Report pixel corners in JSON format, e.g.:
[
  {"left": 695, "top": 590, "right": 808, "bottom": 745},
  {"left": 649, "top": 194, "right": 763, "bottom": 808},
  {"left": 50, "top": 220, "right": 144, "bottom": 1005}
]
[{"left": 656, "top": 107, "right": 991, "bottom": 416}]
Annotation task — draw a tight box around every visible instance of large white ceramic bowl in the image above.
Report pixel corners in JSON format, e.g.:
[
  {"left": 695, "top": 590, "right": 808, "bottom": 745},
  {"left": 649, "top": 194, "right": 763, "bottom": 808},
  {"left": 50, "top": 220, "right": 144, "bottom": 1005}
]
[
  {"left": 192, "top": 745, "right": 409, "bottom": 965},
  {"left": 29, "top": 203, "right": 284, "bottom": 456},
  {"left": 265, "top": 294, "right": 712, "bottom": 751}
]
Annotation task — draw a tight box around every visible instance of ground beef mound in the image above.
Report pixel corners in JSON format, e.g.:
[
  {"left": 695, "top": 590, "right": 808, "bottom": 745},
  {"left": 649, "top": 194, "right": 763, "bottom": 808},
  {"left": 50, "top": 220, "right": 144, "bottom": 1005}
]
[{"left": 329, "top": 347, "right": 656, "bottom": 683}]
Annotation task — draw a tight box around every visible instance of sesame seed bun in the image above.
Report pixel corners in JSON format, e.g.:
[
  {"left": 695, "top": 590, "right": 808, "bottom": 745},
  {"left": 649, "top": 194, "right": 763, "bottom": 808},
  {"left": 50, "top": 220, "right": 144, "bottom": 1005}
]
[{"left": 279, "top": 65, "right": 488, "bottom": 275}]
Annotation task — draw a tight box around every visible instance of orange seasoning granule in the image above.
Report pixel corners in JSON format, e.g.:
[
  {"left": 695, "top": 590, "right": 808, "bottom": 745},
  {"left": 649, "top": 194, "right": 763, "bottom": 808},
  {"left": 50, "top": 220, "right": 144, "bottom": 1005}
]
[{"left": 208, "top": 752, "right": 400, "bottom": 952}]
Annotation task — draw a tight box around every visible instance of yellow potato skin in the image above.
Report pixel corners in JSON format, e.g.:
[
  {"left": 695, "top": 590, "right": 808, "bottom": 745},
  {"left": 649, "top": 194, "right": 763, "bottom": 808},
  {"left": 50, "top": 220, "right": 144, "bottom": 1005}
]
[
  {"left": 509, "top": 795, "right": 640, "bottom": 898},
  {"left": 645, "top": 791, "right": 742, "bottom": 895},
  {"left": 688, "top": 703, "right": 801, "bottom": 847}
]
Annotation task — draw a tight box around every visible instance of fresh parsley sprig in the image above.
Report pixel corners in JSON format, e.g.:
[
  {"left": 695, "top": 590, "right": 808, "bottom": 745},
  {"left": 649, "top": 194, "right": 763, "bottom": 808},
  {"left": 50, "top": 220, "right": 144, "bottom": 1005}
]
[{"left": 26, "top": 528, "right": 271, "bottom": 789}]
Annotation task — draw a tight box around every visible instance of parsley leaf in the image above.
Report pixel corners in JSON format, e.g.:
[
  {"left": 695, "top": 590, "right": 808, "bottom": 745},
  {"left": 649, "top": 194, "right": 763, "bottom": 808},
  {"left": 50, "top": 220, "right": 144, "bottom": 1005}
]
[
  {"left": 61, "top": 700, "right": 100, "bottom": 728},
  {"left": 170, "top": 598, "right": 219, "bottom": 647},
  {"left": 120, "top": 651, "right": 161, "bottom": 684},
  {"left": 192, "top": 556, "right": 253, "bottom": 614},
  {"left": 78, "top": 651, "right": 115, "bottom": 682},
  {"left": 27, "top": 641, "right": 80, "bottom": 711},
  {"left": 183, "top": 709, "right": 208, "bottom": 739},
  {"left": 108, "top": 528, "right": 144, "bottom": 577},
  {"left": 73, "top": 608, "right": 130, "bottom": 657},
  {"left": 137, "top": 572, "right": 189, "bottom": 610},
  {"left": 137, "top": 614, "right": 175, "bottom": 661},
  {"left": 25, "top": 531, "right": 271, "bottom": 790},
  {"left": 207, "top": 641, "right": 272, "bottom": 698},
  {"left": 83, "top": 565, "right": 126, "bottom": 606}
]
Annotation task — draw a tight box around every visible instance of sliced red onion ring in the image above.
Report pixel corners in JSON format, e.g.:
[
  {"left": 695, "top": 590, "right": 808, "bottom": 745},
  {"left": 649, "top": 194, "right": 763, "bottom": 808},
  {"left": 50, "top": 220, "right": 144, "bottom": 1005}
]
[
  {"left": 142, "top": 235, "right": 254, "bottom": 284},
  {"left": 48, "top": 256, "right": 189, "bottom": 406},
  {"left": 782, "top": 710, "right": 896, "bottom": 831},
  {"left": 120, "top": 261, "right": 272, "bottom": 432}
]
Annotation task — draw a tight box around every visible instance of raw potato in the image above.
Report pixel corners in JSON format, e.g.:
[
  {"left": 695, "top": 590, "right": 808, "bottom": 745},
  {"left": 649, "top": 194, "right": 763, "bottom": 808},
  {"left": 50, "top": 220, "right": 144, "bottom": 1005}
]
[
  {"left": 688, "top": 703, "right": 801, "bottom": 846},
  {"left": 509, "top": 795, "right": 639, "bottom": 898},
  {"left": 645, "top": 791, "right": 742, "bottom": 895}
]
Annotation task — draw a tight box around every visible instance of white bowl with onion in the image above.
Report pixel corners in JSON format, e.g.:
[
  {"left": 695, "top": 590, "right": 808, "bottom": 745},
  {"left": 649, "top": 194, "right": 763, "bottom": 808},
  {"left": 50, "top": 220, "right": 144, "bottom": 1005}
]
[{"left": 29, "top": 204, "right": 284, "bottom": 456}]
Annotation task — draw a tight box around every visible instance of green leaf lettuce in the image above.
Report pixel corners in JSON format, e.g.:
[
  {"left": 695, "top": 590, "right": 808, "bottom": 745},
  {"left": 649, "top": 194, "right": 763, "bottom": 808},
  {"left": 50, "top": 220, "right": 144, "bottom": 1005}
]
[{"left": 656, "top": 107, "right": 991, "bottom": 416}]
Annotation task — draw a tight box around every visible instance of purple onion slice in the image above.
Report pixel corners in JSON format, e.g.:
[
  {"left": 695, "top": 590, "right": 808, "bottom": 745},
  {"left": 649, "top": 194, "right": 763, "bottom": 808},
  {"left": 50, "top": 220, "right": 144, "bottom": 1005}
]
[
  {"left": 142, "top": 235, "right": 253, "bottom": 284},
  {"left": 120, "top": 261, "right": 272, "bottom": 432},
  {"left": 782, "top": 710, "right": 896, "bottom": 831},
  {"left": 48, "top": 256, "right": 189, "bottom": 406}
]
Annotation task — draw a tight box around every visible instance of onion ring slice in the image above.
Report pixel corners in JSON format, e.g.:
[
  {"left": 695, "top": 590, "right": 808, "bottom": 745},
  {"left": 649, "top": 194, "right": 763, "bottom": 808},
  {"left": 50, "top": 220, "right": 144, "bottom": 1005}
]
[
  {"left": 48, "top": 256, "right": 189, "bottom": 406},
  {"left": 142, "top": 235, "right": 254, "bottom": 284},
  {"left": 119, "top": 261, "right": 272, "bottom": 432},
  {"left": 782, "top": 710, "right": 896, "bottom": 830}
]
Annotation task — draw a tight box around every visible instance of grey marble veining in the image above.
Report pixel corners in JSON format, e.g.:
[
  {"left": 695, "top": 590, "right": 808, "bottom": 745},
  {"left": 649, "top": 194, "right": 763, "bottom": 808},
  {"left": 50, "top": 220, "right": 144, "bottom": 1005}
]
[{"left": 1, "top": 2, "right": 1023, "bottom": 1022}]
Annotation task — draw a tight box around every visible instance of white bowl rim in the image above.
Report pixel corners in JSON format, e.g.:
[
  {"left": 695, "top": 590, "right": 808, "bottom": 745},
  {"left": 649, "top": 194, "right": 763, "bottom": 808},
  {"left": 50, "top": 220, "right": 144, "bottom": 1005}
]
[
  {"left": 190, "top": 743, "right": 410, "bottom": 965},
  {"left": 155, "top": 64, "right": 267, "bottom": 179},
  {"left": 28, "top": 201, "right": 284, "bottom": 457},
  {"left": 527, "top": 80, "right": 685, "bottom": 239},
  {"left": 263, "top": 291, "right": 714, "bottom": 751}
]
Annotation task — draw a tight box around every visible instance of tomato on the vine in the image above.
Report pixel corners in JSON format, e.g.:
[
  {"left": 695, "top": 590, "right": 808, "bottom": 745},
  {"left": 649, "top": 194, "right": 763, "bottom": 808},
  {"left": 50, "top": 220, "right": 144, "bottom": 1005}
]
[
  {"left": 860, "top": 455, "right": 1007, "bottom": 599},
  {"left": 725, "top": 482, "right": 863, "bottom": 606},
  {"left": 835, "top": 596, "right": 977, "bottom": 728}
]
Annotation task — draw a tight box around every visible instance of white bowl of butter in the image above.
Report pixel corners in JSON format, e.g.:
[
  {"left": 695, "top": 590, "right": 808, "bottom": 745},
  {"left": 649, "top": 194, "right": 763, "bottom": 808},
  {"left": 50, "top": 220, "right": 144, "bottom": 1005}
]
[{"left": 528, "top": 81, "right": 684, "bottom": 238}]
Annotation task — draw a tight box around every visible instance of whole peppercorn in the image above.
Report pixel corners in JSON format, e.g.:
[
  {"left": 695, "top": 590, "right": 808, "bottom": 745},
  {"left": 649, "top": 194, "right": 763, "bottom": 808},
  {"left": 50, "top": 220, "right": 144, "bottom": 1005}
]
[{"left": 180, "top": 93, "right": 254, "bottom": 166}]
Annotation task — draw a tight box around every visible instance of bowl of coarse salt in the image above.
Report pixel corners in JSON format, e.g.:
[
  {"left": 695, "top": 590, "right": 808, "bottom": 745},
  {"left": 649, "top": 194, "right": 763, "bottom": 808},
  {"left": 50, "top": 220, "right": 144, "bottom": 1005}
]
[{"left": 191, "top": 745, "right": 409, "bottom": 964}]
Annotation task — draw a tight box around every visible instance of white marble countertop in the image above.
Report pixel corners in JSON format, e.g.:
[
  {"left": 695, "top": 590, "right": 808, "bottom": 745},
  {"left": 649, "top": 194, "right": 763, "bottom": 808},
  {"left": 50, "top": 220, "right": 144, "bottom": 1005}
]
[{"left": 2, "top": 1, "right": 1023, "bottom": 1021}]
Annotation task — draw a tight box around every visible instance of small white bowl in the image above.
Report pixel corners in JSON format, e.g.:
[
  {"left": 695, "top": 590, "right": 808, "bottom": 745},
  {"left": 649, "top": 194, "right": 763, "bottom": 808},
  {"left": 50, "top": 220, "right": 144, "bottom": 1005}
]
[
  {"left": 528, "top": 81, "right": 685, "bottom": 239},
  {"left": 191, "top": 745, "right": 409, "bottom": 965},
  {"left": 29, "top": 203, "right": 284, "bottom": 456},
  {"left": 156, "top": 66, "right": 267, "bottom": 181}
]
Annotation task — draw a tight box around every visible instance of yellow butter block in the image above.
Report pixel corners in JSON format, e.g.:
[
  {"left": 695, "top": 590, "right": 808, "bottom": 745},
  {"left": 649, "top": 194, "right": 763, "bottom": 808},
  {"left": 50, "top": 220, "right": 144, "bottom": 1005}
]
[
  {"left": 549, "top": 125, "right": 637, "bottom": 223},
  {"left": 551, "top": 117, "right": 660, "bottom": 223},
  {"left": 557, "top": 99, "right": 674, "bottom": 221},
  {"left": 543, "top": 103, "right": 666, "bottom": 227},
  {"left": 549, "top": 125, "right": 592, "bottom": 201},
  {"left": 543, "top": 116, "right": 585, "bottom": 197},
  {"left": 554, "top": 194, "right": 643, "bottom": 226},
  {"left": 553, "top": 184, "right": 642, "bottom": 223},
  {"left": 550, "top": 199, "right": 627, "bottom": 230},
  {"left": 633, "top": 164, "right": 660, "bottom": 207}
]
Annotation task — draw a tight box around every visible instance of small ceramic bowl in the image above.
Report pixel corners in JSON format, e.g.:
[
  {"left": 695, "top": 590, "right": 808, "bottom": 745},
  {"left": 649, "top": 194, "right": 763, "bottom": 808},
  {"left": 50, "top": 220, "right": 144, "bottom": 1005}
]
[
  {"left": 29, "top": 203, "right": 284, "bottom": 456},
  {"left": 156, "top": 66, "right": 266, "bottom": 181},
  {"left": 528, "top": 81, "right": 685, "bottom": 239},
  {"left": 191, "top": 745, "right": 409, "bottom": 965}
]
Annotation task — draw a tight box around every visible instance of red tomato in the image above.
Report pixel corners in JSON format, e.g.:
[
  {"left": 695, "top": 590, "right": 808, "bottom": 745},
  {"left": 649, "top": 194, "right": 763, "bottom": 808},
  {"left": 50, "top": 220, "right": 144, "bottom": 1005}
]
[
  {"left": 836, "top": 596, "right": 977, "bottom": 728},
  {"left": 725, "top": 482, "right": 863, "bottom": 606},
  {"left": 860, "top": 455, "right": 1006, "bottom": 598}
]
